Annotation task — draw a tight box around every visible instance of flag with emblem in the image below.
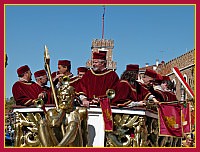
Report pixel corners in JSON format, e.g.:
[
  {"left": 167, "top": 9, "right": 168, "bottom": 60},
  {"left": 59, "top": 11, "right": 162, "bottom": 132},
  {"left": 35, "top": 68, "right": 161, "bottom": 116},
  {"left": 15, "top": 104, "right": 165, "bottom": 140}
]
[
  {"left": 181, "top": 102, "right": 191, "bottom": 134},
  {"left": 158, "top": 103, "right": 183, "bottom": 137},
  {"left": 99, "top": 98, "right": 113, "bottom": 132}
]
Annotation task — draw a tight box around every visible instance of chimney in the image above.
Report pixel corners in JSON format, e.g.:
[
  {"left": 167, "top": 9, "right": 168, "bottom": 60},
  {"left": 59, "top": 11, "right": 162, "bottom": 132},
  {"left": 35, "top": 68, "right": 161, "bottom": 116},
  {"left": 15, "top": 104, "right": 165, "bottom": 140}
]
[
  {"left": 153, "top": 66, "right": 157, "bottom": 70},
  {"left": 156, "top": 59, "right": 159, "bottom": 66},
  {"left": 145, "top": 63, "right": 149, "bottom": 67}
]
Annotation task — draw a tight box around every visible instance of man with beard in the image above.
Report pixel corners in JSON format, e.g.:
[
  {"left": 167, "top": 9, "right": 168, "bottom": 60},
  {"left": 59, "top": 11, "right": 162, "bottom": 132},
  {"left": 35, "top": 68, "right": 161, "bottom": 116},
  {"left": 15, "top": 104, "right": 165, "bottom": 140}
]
[
  {"left": 34, "top": 69, "right": 54, "bottom": 104},
  {"left": 12, "top": 65, "right": 47, "bottom": 106},
  {"left": 77, "top": 52, "right": 119, "bottom": 107}
]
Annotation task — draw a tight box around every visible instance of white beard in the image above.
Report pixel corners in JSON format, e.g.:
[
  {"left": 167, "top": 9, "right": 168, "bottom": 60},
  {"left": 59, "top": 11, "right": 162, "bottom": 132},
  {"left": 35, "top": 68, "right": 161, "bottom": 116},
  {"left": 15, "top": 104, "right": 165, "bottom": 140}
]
[{"left": 93, "top": 67, "right": 99, "bottom": 71}]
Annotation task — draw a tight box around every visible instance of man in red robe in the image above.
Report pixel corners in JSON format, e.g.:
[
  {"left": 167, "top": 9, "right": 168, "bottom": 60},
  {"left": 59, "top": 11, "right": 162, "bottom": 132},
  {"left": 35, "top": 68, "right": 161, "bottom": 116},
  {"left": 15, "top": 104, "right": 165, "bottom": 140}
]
[
  {"left": 34, "top": 69, "right": 54, "bottom": 104},
  {"left": 70, "top": 66, "right": 88, "bottom": 90},
  {"left": 161, "top": 75, "right": 178, "bottom": 101},
  {"left": 77, "top": 52, "right": 119, "bottom": 107},
  {"left": 111, "top": 64, "right": 158, "bottom": 107},
  {"left": 142, "top": 69, "right": 167, "bottom": 102},
  {"left": 52, "top": 60, "right": 77, "bottom": 89},
  {"left": 12, "top": 65, "right": 46, "bottom": 106}
]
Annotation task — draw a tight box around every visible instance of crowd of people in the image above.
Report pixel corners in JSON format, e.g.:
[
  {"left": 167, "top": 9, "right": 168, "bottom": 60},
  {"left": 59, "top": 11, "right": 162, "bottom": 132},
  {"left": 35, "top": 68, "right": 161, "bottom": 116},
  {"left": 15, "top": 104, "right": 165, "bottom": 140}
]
[
  {"left": 12, "top": 52, "right": 178, "bottom": 108},
  {"left": 11, "top": 51, "right": 196, "bottom": 147}
]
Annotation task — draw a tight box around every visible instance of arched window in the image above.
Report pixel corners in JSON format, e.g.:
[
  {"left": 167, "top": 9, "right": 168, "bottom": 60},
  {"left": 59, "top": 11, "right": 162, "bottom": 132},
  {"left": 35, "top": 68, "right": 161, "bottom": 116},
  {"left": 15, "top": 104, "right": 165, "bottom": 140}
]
[
  {"left": 172, "top": 79, "right": 176, "bottom": 94},
  {"left": 180, "top": 74, "right": 187, "bottom": 101}
]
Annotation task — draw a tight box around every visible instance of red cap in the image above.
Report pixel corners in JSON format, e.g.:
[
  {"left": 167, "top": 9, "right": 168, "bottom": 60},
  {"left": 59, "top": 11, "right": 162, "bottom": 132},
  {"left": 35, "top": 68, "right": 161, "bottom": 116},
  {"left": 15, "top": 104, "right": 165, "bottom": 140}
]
[
  {"left": 155, "top": 73, "right": 163, "bottom": 81},
  {"left": 58, "top": 60, "right": 71, "bottom": 66},
  {"left": 77, "top": 67, "right": 88, "bottom": 72},
  {"left": 34, "top": 70, "right": 47, "bottom": 78},
  {"left": 17, "top": 65, "right": 30, "bottom": 76},
  {"left": 144, "top": 69, "right": 157, "bottom": 78},
  {"left": 93, "top": 52, "right": 106, "bottom": 60},
  {"left": 126, "top": 64, "right": 139, "bottom": 71},
  {"left": 162, "top": 76, "right": 170, "bottom": 81}
]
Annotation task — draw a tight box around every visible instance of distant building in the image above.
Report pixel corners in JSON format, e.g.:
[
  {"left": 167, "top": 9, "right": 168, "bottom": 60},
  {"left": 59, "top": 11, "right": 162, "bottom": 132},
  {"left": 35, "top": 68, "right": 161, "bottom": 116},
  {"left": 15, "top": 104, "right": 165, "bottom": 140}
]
[{"left": 86, "top": 39, "right": 117, "bottom": 70}]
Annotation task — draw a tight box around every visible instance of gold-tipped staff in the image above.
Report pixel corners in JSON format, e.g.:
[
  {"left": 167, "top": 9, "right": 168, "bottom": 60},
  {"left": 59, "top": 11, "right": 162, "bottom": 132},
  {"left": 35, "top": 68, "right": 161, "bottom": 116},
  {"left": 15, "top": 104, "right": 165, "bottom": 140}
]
[{"left": 44, "top": 45, "right": 59, "bottom": 110}]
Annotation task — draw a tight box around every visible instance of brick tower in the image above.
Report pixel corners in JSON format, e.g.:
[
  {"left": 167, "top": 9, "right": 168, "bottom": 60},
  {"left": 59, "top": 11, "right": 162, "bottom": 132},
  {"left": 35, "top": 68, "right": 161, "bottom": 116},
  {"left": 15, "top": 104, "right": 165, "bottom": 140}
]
[{"left": 86, "top": 39, "right": 117, "bottom": 70}]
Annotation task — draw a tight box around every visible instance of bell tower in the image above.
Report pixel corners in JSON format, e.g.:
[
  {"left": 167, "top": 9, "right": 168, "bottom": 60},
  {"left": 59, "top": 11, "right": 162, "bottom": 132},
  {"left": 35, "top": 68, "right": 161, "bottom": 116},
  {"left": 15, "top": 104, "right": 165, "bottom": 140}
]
[{"left": 86, "top": 39, "right": 116, "bottom": 70}]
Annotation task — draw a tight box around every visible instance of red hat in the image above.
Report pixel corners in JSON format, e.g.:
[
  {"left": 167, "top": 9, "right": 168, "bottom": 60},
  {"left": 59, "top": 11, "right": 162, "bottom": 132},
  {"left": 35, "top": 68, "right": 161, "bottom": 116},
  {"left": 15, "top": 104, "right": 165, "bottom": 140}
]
[
  {"left": 93, "top": 52, "right": 106, "bottom": 60},
  {"left": 58, "top": 60, "right": 71, "bottom": 66},
  {"left": 77, "top": 67, "right": 88, "bottom": 72},
  {"left": 17, "top": 65, "right": 30, "bottom": 76},
  {"left": 162, "top": 76, "right": 171, "bottom": 81},
  {"left": 155, "top": 73, "right": 163, "bottom": 81},
  {"left": 34, "top": 70, "right": 47, "bottom": 78},
  {"left": 126, "top": 64, "right": 139, "bottom": 71},
  {"left": 144, "top": 69, "right": 157, "bottom": 78}
]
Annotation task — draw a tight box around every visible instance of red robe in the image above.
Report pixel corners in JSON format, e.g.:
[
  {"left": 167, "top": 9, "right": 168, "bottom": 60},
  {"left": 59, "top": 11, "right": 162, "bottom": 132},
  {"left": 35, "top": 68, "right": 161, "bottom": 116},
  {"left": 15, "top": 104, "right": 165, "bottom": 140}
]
[
  {"left": 77, "top": 69, "right": 119, "bottom": 100},
  {"left": 130, "top": 81, "right": 152, "bottom": 101},
  {"left": 164, "top": 90, "right": 178, "bottom": 102},
  {"left": 70, "top": 76, "right": 81, "bottom": 91},
  {"left": 111, "top": 80, "right": 152, "bottom": 105},
  {"left": 152, "top": 88, "right": 167, "bottom": 102},
  {"left": 111, "top": 80, "right": 137, "bottom": 105},
  {"left": 12, "top": 81, "right": 43, "bottom": 106}
]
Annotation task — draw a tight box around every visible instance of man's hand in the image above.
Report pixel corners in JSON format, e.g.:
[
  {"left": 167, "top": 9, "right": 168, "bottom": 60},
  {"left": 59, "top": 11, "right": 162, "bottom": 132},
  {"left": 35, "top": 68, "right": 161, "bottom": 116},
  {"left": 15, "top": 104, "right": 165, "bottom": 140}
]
[
  {"left": 152, "top": 97, "right": 160, "bottom": 104},
  {"left": 38, "top": 92, "right": 47, "bottom": 99},
  {"left": 90, "top": 98, "right": 99, "bottom": 104},
  {"left": 82, "top": 99, "right": 90, "bottom": 107},
  {"left": 127, "top": 101, "right": 146, "bottom": 107}
]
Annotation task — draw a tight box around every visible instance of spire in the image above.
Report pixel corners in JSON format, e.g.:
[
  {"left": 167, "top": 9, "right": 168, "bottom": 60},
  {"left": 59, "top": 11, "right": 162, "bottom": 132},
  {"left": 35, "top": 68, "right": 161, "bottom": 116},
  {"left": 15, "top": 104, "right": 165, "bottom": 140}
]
[{"left": 102, "top": 6, "right": 106, "bottom": 39}]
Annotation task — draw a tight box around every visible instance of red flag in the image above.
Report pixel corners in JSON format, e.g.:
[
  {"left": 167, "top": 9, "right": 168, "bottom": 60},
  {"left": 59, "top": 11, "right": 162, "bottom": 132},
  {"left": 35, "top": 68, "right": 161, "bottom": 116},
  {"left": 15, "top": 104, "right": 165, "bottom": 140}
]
[
  {"left": 158, "top": 103, "right": 183, "bottom": 137},
  {"left": 181, "top": 103, "right": 191, "bottom": 134},
  {"left": 99, "top": 98, "right": 113, "bottom": 132}
]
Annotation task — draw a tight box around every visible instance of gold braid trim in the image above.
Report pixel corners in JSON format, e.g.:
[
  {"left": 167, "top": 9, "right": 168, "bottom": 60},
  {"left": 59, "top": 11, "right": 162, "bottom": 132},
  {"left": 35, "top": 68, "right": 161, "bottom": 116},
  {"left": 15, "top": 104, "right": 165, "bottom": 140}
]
[
  {"left": 19, "top": 81, "right": 33, "bottom": 85},
  {"left": 143, "top": 92, "right": 152, "bottom": 100},
  {"left": 90, "top": 69, "right": 113, "bottom": 76},
  {"left": 120, "top": 80, "right": 136, "bottom": 92},
  {"left": 69, "top": 77, "right": 80, "bottom": 84},
  {"left": 24, "top": 99, "right": 34, "bottom": 106}
]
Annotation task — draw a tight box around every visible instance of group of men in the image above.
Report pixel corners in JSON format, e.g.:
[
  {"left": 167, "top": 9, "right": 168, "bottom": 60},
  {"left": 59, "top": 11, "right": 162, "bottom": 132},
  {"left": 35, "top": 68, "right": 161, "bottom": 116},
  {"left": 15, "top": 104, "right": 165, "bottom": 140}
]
[
  {"left": 12, "top": 52, "right": 177, "bottom": 108},
  {"left": 12, "top": 60, "right": 88, "bottom": 106}
]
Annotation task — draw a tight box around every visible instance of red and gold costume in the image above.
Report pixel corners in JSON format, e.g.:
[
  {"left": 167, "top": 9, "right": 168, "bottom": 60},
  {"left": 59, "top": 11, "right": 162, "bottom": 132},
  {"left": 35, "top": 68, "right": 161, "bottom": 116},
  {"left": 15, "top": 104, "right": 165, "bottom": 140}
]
[
  {"left": 111, "top": 80, "right": 137, "bottom": 105},
  {"left": 131, "top": 81, "right": 152, "bottom": 101},
  {"left": 111, "top": 64, "right": 152, "bottom": 105},
  {"left": 164, "top": 90, "right": 178, "bottom": 101},
  {"left": 77, "top": 69, "right": 119, "bottom": 100},
  {"left": 12, "top": 81, "right": 43, "bottom": 106},
  {"left": 70, "top": 76, "right": 81, "bottom": 90}
]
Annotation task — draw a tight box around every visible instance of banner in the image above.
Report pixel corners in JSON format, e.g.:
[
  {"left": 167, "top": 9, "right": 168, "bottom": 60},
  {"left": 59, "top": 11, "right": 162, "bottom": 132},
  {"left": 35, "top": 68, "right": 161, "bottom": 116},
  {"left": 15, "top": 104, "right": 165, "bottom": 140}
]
[
  {"left": 181, "top": 103, "right": 191, "bottom": 134},
  {"left": 158, "top": 103, "right": 183, "bottom": 137},
  {"left": 99, "top": 98, "right": 113, "bottom": 132}
]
